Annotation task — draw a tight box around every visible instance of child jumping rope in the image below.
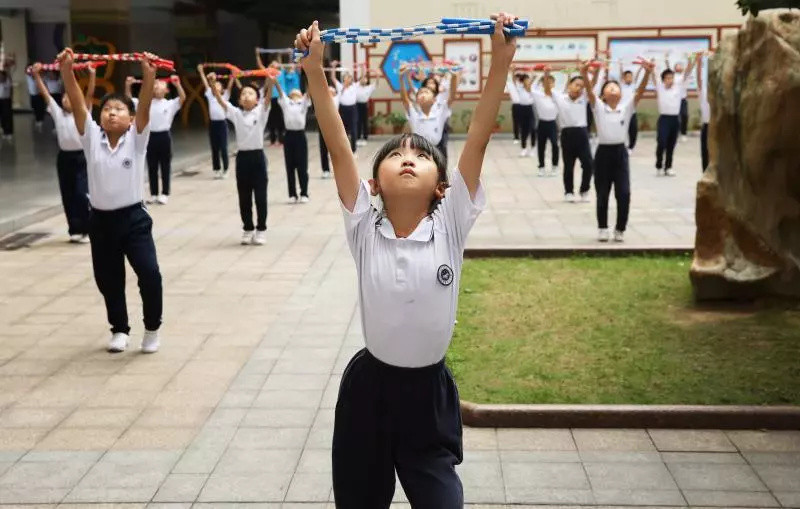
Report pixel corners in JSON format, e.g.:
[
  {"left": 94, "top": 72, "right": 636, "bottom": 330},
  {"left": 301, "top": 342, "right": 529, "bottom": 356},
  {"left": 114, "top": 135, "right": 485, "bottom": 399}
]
[
  {"left": 198, "top": 64, "right": 235, "bottom": 179},
  {"left": 207, "top": 73, "right": 273, "bottom": 246},
  {"left": 296, "top": 12, "right": 517, "bottom": 508},
  {"left": 58, "top": 48, "right": 164, "bottom": 354}
]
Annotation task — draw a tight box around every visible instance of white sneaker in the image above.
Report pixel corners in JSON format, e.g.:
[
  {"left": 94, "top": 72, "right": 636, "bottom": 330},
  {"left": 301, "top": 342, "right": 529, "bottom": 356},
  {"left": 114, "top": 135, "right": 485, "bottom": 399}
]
[
  {"left": 222, "top": 170, "right": 230, "bottom": 179},
  {"left": 321, "top": 172, "right": 331, "bottom": 179},
  {"left": 79, "top": 234, "right": 90, "bottom": 244},
  {"left": 253, "top": 231, "right": 266, "bottom": 245},
  {"left": 299, "top": 196, "right": 309, "bottom": 204},
  {"left": 512, "top": 139, "right": 519, "bottom": 145},
  {"left": 549, "top": 167, "right": 559, "bottom": 177},
  {"left": 107, "top": 332, "right": 129, "bottom": 353},
  {"left": 287, "top": 196, "right": 298, "bottom": 204},
  {"left": 241, "top": 231, "right": 254, "bottom": 245},
  {"left": 69, "top": 234, "right": 83, "bottom": 243},
  {"left": 146, "top": 196, "right": 157, "bottom": 204},
  {"left": 580, "top": 192, "right": 591, "bottom": 203},
  {"left": 564, "top": 193, "right": 576, "bottom": 203},
  {"left": 141, "top": 330, "right": 160, "bottom": 354},
  {"left": 213, "top": 170, "right": 222, "bottom": 179},
  {"left": 598, "top": 228, "right": 610, "bottom": 242},
  {"left": 665, "top": 168, "right": 676, "bottom": 177},
  {"left": 681, "top": 135, "right": 688, "bottom": 143},
  {"left": 357, "top": 140, "right": 367, "bottom": 146},
  {"left": 157, "top": 195, "right": 168, "bottom": 205},
  {"left": 613, "top": 230, "right": 625, "bottom": 242},
  {"left": 519, "top": 148, "right": 528, "bottom": 158},
  {"left": 627, "top": 148, "right": 633, "bottom": 155},
  {"left": 537, "top": 167, "right": 546, "bottom": 177}
]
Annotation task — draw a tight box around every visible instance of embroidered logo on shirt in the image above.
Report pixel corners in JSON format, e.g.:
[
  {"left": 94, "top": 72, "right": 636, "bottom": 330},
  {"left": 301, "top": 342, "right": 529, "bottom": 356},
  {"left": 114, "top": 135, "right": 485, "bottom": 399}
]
[
  {"left": 437, "top": 264, "right": 454, "bottom": 286},
  {"left": 122, "top": 158, "right": 133, "bottom": 169}
]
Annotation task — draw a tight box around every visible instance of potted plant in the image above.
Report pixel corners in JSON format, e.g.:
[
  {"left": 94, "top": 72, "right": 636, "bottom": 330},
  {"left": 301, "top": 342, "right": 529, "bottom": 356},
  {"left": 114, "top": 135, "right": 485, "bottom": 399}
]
[
  {"left": 370, "top": 112, "right": 386, "bottom": 135},
  {"left": 737, "top": 0, "right": 800, "bottom": 16},
  {"left": 494, "top": 113, "right": 506, "bottom": 133},
  {"left": 385, "top": 112, "right": 408, "bottom": 134}
]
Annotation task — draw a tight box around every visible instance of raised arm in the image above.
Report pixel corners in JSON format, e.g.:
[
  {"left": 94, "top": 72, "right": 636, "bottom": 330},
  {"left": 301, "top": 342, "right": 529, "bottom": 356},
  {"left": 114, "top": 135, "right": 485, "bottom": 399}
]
[
  {"left": 84, "top": 65, "right": 97, "bottom": 108},
  {"left": 399, "top": 68, "right": 412, "bottom": 113},
  {"left": 197, "top": 64, "right": 210, "bottom": 89},
  {"left": 329, "top": 60, "right": 341, "bottom": 87},
  {"left": 447, "top": 70, "right": 458, "bottom": 108},
  {"left": 273, "top": 78, "right": 285, "bottom": 99},
  {"left": 125, "top": 76, "right": 134, "bottom": 99},
  {"left": 206, "top": 73, "right": 228, "bottom": 112},
  {"left": 56, "top": 49, "right": 88, "bottom": 135},
  {"left": 262, "top": 78, "right": 274, "bottom": 110},
  {"left": 225, "top": 74, "right": 235, "bottom": 94},
  {"left": 683, "top": 56, "right": 695, "bottom": 83},
  {"left": 255, "top": 47, "right": 266, "bottom": 70},
  {"left": 30, "top": 64, "right": 53, "bottom": 103},
  {"left": 135, "top": 54, "right": 157, "bottom": 133},
  {"left": 171, "top": 75, "right": 187, "bottom": 105},
  {"left": 695, "top": 52, "right": 704, "bottom": 92},
  {"left": 543, "top": 68, "right": 553, "bottom": 97},
  {"left": 580, "top": 62, "right": 596, "bottom": 107},
  {"left": 633, "top": 61, "right": 653, "bottom": 107},
  {"left": 458, "top": 13, "right": 517, "bottom": 198},
  {"left": 296, "top": 21, "right": 360, "bottom": 210}
]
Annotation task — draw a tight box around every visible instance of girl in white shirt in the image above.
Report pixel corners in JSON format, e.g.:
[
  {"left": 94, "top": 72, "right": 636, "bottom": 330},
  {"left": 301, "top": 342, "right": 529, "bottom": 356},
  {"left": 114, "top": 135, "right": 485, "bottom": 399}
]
[
  {"left": 31, "top": 63, "right": 96, "bottom": 243},
  {"left": 295, "top": 13, "right": 517, "bottom": 507},
  {"left": 355, "top": 69, "right": 379, "bottom": 146},
  {"left": 330, "top": 60, "right": 358, "bottom": 154},
  {"left": 198, "top": 65, "right": 235, "bottom": 179},
  {"left": 208, "top": 73, "right": 273, "bottom": 246},
  {"left": 582, "top": 60, "right": 652, "bottom": 243},
  {"left": 400, "top": 66, "right": 458, "bottom": 167}
]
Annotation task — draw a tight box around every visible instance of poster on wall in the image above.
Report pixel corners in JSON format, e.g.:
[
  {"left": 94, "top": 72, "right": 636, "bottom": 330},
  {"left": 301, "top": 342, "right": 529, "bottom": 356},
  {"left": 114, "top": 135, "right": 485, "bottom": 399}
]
[
  {"left": 608, "top": 37, "right": 711, "bottom": 91},
  {"left": 443, "top": 39, "right": 481, "bottom": 93},
  {"left": 514, "top": 36, "right": 596, "bottom": 62},
  {"left": 380, "top": 41, "right": 431, "bottom": 92}
]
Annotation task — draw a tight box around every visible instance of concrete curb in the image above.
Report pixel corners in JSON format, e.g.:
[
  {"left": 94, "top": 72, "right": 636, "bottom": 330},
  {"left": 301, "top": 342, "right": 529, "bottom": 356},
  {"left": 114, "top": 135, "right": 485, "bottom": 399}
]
[
  {"left": 460, "top": 401, "right": 800, "bottom": 429},
  {"left": 465, "top": 246, "right": 694, "bottom": 258}
]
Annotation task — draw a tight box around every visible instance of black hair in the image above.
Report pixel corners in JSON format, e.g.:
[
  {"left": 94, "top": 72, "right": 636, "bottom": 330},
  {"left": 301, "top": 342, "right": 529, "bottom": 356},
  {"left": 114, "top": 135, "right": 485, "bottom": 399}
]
[
  {"left": 372, "top": 133, "right": 448, "bottom": 212},
  {"left": 514, "top": 73, "right": 526, "bottom": 82},
  {"left": 421, "top": 76, "right": 439, "bottom": 96},
  {"left": 600, "top": 79, "right": 620, "bottom": 99},
  {"left": 240, "top": 82, "right": 260, "bottom": 98},
  {"left": 623, "top": 70, "right": 633, "bottom": 76},
  {"left": 569, "top": 76, "right": 584, "bottom": 84},
  {"left": 99, "top": 92, "right": 135, "bottom": 115},
  {"left": 661, "top": 69, "right": 675, "bottom": 81}
]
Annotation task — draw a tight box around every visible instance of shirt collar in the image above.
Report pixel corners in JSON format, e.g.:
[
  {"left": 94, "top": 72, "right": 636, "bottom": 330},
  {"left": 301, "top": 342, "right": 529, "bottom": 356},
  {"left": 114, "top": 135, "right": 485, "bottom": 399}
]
[
  {"left": 377, "top": 215, "right": 434, "bottom": 242},
  {"left": 100, "top": 129, "right": 129, "bottom": 153}
]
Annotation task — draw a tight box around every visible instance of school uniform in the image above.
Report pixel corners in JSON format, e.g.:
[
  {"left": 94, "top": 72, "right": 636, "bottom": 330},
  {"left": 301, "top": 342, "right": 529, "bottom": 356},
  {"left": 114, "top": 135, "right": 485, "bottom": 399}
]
[
  {"left": 80, "top": 115, "right": 163, "bottom": 335},
  {"left": 278, "top": 93, "right": 311, "bottom": 199},
  {"left": 553, "top": 92, "right": 593, "bottom": 195},
  {"left": 592, "top": 99, "right": 635, "bottom": 233},
  {"left": 337, "top": 81, "right": 358, "bottom": 153},
  {"left": 45, "top": 76, "right": 63, "bottom": 108},
  {"left": 517, "top": 85, "right": 536, "bottom": 150},
  {"left": 267, "top": 70, "right": 286, "bottom": 144},
  {"left": 532, "top": 87, "right": 560, "bottom": 169},
  {"left": 334, "top": 168, "right": 486, "bottom": 509},
  {"left": 48, "top": 97, "right": 89, "bottom": 236},
  {"left": 355, "top": 82, "right": 376, "bottom": 141},
  {"left": 655, "top": 80, "right": 686, "bottom": 172},
  {"left": 27, "top": 75, "right": 46, "bottom": 126},
  {"left": 320, "top": 91, "right": 340, "bottom": 175},
  {"left": 226, "top": 97, "right": 270, "bottom": 232},
  {"left": 437, "top": 79, "right": 452, "bottom": 156},
  {"left": 141, "top": 97, "right": 181, "bottom": 197},
  {"left": 700, "top": 81, "right": 710, "bottom": 172},
  {"left": 620, "top": 82, "right": 638, "bottom": 149},
  {"left": 506, "top": 78, "right": 522, "bottom": 141},
  {"left": 205, "top": 89, "right": 230, "bottom": 173},
  {"left": 675, "top": 74, "right": 689, "bottom": 136},
  {"left": 0, "top": 76, "right": 13, "bottom": 136},
  {"left": 406, "top": 103, "right": 451, "bottom": 166}
]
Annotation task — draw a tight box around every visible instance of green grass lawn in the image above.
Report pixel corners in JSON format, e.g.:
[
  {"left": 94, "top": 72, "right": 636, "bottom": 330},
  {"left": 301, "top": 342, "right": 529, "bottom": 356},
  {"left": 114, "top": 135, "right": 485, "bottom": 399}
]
[{"left": 448, "top": 256, "right": 800, "bottom": 405}]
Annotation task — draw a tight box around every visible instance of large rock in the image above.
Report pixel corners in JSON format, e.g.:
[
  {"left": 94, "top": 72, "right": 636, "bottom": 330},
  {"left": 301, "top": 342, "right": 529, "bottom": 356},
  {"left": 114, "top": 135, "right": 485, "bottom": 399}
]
[{"left": 691, "top": 11, "right": 800, "bottom": 300}]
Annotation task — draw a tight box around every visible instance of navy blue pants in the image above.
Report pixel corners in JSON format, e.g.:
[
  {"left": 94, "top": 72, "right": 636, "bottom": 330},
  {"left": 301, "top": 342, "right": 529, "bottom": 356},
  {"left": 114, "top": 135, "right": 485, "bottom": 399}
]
[
  {"left": 31, "top": 94, "right": 46, "bottom": 124},
  {"left": 267, "top": 97, "right": 285, "bottom": 144},
  {"left": 518, "top": 105, "right": 536, "bottom": 150},
  {"left": 511, "top": 103, "right": 523, "bottom": 140},
  {"left": 209, "top": 120, "right": 229, "bottom": 171},
  {"left": 339, "top": 104, "right": 358, "bottom": 153},
  {"left": 146, "top": 131, "right": 172, "bottom": 196},
  {"left": 357, "top": 102, "right": 369, "bottom": 140},
  {"left": 537, "top": 119, "right": 559, "bottom": 168},
  {"left": 0, "top": 97, "right": 13, "bottom": 135},
  {"left": 561, "top": 127, "right": 593, "bottom": 194},
  {"left": 628, "top": 112, "right": 638, "bottom": 150},
  {"left": 333, "top": 348, "right": 463, "bottom": 509},
  {"left": 594, "top": 144, "right": 631, "bottom": 232},
  {"left": 90, "top": 203, "right": 162, "bottom": 334},
  {"left": 283, "top": 130, "right": 309, "bottom": 198},
  {"left": 319, "top": 131, "right": 331, "bottom": 174},
  {"left": 679, "top": 98, "right": 689, "bottom": 136},
  {"left": 57, "top": 150, "right": 90, "bottom": 236},
  {"left": 236, "top": 149, "right": 268, "bottom": 231},
  {"left": 701, "top": 123, "right": 709, "bottom": 172},
  {"left": 656, "top": 115, "right": 680, "bottom": 170}
]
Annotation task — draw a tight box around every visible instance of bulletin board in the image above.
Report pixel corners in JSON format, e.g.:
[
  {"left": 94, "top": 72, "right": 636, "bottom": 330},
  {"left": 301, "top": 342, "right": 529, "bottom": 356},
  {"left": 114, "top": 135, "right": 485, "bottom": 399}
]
[
  {"left": 608, "top": 36, "right": 711, "bottom": 90},
  {"left": 443, "top": 38, "right": 482, "bottom": 93},
  {"left": 514, "top": 36, "right": 596, "bottom": 62}
]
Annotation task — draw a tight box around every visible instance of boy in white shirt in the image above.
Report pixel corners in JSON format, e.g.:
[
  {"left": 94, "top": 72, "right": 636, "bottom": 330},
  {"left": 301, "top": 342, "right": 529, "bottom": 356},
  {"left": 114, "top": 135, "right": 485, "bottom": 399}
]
[
  {"left": 276, "top": 81, "right": 312, "bottom": 203},
  {"left": 532, "top": 74, "right": 560, "bottom": 176},
  {"left": 652, "top": 60, "right": 693, "bottom": 176},
  {"left": 58, "top": 48, "right": 164, "bottom": 355},
  {"left": 198, "top": 65, "right": 235, "bottom": 179}
]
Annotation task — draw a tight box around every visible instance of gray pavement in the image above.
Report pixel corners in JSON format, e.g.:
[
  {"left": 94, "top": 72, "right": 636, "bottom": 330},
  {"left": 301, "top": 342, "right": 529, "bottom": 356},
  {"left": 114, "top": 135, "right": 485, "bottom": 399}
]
[{"left": 1, "top": 130, "right": 796, "bottom": 507}]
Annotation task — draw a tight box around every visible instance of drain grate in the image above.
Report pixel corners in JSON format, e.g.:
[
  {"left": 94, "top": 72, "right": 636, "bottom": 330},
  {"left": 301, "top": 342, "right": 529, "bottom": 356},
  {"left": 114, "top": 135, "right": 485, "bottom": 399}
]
[{"left": 0, "top": 232, "right": 50, "bottom": 250}]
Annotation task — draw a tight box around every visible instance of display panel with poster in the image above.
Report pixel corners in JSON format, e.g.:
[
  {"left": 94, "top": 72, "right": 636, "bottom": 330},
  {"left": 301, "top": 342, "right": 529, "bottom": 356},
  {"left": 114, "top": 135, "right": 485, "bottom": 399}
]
[
  {"left": 608, "top": 37, "right": 711, "bottom": 91},
  {"left": 443, "top": 39, "right": 482, "bottom": 93},
  {"left": 514, "top": 36, "right": 596, "bottom": 62}
]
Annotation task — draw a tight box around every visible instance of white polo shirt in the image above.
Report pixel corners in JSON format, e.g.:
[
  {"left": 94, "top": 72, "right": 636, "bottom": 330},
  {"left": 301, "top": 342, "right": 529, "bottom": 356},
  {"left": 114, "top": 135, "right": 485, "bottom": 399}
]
[
  {"left": 226, "top": 99, "right": 270, "bottom": 151},
  {"left": 620, "top": 82, "right": 637, "bottom": 106},
  {"left": 47, "top": 97, "right": 82, "bottom": 151},
  {"left": 355, "top": 83, "right": 376, "bottom": 103},
  {"left": 26, "top": 75, "right": 39, "bottom": 95},
  {"left": 674, "top": 74, "right": 689, "bottom": 99},
  {"left": 343, "top": 168, "right": 485, "bottom": 367},
  {"left": 205, "top": 89, "right": 230, "bottom": 121},
  {"left": 553, "top": 92, "right": 588, "bottom": 128},
  {"left": 517, "top": 85, "right": 534, "bottom": 106},
  {"left": 0, "top": 78, "right": 10, "bottom": 99},
  {"left": 506, "top": 79, "right": 521, "bottom": 104},
  {"left": 80, "top": 115, "right": 150, "bottom": 211},
  {"left": 593, "top": 99, "right": 636, "bottom": 145},
  {"left": 532, "top": 89, "right": 558, "bottom": 121},
  {"left": 656, "top": 81, "right": 685, "bottom": 116},
  {"left": 406, "top": 104, "right": 451, "bottom": 145},
  {"left": 278, "top": 93, "right": 311, "bottom": 131},
  {"left": 148, "top": 98, "right": 181, "bottom": 133},
  {"left": 336, "top": 82, "right": 357, "bottom": 106}
]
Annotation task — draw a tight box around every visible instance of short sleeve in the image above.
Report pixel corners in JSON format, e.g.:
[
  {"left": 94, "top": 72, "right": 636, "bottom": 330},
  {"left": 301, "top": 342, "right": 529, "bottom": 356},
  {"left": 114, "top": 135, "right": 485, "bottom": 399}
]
[
  {"left": 170, "top": 97, "right": 182, "bottom": 117},
  {"left": 623, "top": 99, "right": 636, "bottom": 120},
  {"left": 132, "top": 97, "right": 139, "bottom": 109},
  {"left": 222, "top": 91, "right": 230, "bottom": 101},
  {"left": 46, "top": 96, "right": 60, "bottom": 117},
  {"left": 435, "top": 168, "right": 486, "bottom": 252},
  {"left": 341, "top": 180, "right": 379, "bottom": 259},
  {"left": 259, "top": 99, "right": 271, "bottom": 124},
  {"left": 335, "top": 81, "right": 343, "bottom": 94},
  {"left": 225, "top": 104, "right": 242, "bottom": 123},
  {"left": 79, "top": 114, "right": 101, "bottom": 153},
  {"left": 134, "top": 122, "right": 151, "bottom": 154}
]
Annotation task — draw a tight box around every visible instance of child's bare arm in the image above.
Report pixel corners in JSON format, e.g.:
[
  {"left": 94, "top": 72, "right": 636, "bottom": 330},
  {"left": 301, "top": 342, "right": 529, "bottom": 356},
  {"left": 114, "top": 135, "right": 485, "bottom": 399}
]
[
  {"left": 296, "top": 22, "right": 360, "bottom": 210},
  {"left": 56, "top": 49, "right": 88, "bottom": 135},
  {"left": 135, "top": 54, "right": 157, "bottom": 134},
  {"left": 85, "top": 65, "right": 97, "bottom": 107},
  {"left": 206, "top": 73, "right": 228, "bottom": 112}
]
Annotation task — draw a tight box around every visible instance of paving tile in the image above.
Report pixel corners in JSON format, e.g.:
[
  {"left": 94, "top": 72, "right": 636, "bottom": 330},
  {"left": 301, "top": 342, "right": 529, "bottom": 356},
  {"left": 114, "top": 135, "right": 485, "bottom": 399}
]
[
  {"left": 579, "top": 451, "right": 663, "bottom": 463},
  {"left": 62, "top": 486, "right": 159, "bottom": 503},
  {"left": 726, "top": 431, "right": 800, "bottom": 452},
  {"left": 573, "top": 429, "right": 656, "bottom": 452},
  {"left": 661, "top": 452, "right": 746, "bottom": 464},
  {"left": 504, "top": 487, "right": 594, "bottom": 505},
  {"left": 296, "top": 448, "right": 333, "bottom": 473},
  {"left": 496, "top": 429, "right": 574, "bottom": 451},
  {"left": 0, "top": 486, "right": 70, "bottom": 504},
  {"left": 152, "top": 474, "right": 208, "bottom": 503},
  {"left": 774, "top": 491, "right": 800, "bottom": 508},
  {"left": 0, "top": 458, "right": 94, "bottom": 488},
  {"left": 592, "top": 489, "right": 685, "bottom": 506},
  {"left": 744, "top": 452, "right": 800, "bottom": 465},
  {"left": 463, "top": 428, "right": 498, "bottom": 450},
  {"left": 503, "top": 462, "right": 589, "bottom": 489},
  {"left": 682, "top": 490, "right": 779, "bottom": 507},
  {"left": 751, "top": 464, "right": 800, "bottom": 491},
  {"left": 59, "top": 408, "right": 143, "bottom": 428},
  {"left": 228, "top": 427, "right": 308, "bottom": 449},
  {"left": 34, "top": 428, "right": 125, "bottom": 451},
  {"left": 284, "top": 473, "right": 332, "bottom": 502},
  {"left": 197, "top": 472, "right": 293, "bottom": 502},
  {"left": 251, "top": 390, "right": 323, "bottom": 409},
  {"left": 0, "top": 407, "right": 70, "bottom": 428},
  {"left": 213, "top": 448, "right": 301, "bottom": 475},
  {"left": 668, "top": 462, "right": 766, "bottom": 491},
  {"left": 584, "top": 462, "right": 677, "bottom": 490},
  {"left": 240, "top": 408, "right": 317, "bottom": 428},
  {"left": 648, "top": 429, "right": 736, "bottom": 452}
]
